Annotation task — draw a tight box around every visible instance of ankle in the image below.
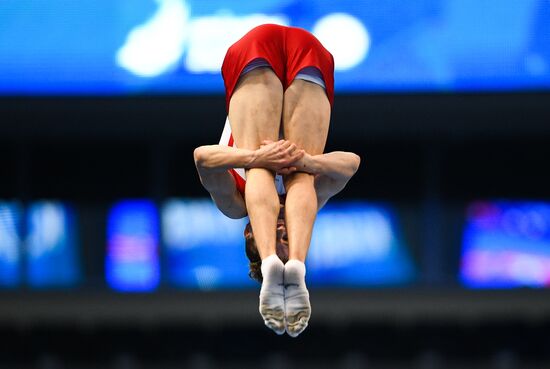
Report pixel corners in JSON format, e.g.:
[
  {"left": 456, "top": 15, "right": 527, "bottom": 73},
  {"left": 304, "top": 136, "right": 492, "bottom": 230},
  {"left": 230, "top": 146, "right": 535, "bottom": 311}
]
[
  {"left": 261, "top": 254, "right": 284, "bottom": 285},
  {"left": 284, "top": 259, "right": 306, "bottom": 286}
]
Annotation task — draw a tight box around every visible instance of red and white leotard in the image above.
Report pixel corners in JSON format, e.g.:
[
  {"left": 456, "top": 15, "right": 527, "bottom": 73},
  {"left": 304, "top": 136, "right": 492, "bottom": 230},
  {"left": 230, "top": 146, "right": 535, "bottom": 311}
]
[{"left": 222, "top": 24, "right": 334, "bottom": 112}]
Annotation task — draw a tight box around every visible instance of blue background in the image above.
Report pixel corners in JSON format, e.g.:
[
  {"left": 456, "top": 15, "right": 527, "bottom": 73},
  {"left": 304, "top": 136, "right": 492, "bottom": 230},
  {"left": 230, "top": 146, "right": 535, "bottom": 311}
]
[
  {"left": 162, "top": 199, "right": 415, "bottom": 290},
  {"left": 0, "top": 0, "right": 549, "bottom": 95},
  {"left": 461, "top": 201, "right": 550, "bottom": 288}
]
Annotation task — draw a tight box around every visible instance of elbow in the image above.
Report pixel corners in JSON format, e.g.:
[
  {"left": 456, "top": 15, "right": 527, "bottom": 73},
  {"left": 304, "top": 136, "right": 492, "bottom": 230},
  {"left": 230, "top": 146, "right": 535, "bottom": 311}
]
[
  {"left": 350, "top": 153, "right": 361, "bottom": 175},
  {"left": 193, "top": 146, "right": 206, "bottom": 167}
]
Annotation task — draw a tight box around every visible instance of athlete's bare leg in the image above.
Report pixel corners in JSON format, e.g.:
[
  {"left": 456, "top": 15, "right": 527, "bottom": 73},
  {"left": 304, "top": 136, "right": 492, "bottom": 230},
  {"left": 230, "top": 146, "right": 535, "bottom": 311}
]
[
  {"left": 283, "top": 79, "right": 330, "bottom": 261},
  {"left": 282, "top": 78, "right": 331, "bottom": 337},
  {"left": 228, "top": 67, "right": 285, "bottom": 334},
  {"left": 229, "top": 68, "right": 282, "bottom": 259}
]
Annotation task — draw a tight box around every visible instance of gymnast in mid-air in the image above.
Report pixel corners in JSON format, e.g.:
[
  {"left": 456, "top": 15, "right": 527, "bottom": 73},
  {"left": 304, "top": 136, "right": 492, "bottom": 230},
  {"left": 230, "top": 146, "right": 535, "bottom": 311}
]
[{"left": 194, "top": 24, "right": 360, "bottom": 337}]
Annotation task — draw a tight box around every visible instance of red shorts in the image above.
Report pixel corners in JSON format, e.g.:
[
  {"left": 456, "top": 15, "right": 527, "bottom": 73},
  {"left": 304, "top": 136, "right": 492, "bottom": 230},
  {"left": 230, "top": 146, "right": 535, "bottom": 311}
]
[{"left": 221, "top": 24, "right": 335, "bottom": 112}]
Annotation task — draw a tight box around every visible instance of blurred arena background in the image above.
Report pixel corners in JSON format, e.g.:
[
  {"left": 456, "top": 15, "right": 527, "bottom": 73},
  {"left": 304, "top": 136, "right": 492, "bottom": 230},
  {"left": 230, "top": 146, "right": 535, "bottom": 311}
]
[{"left": 1, "top": 0, "right": 550, "bottom": 368}]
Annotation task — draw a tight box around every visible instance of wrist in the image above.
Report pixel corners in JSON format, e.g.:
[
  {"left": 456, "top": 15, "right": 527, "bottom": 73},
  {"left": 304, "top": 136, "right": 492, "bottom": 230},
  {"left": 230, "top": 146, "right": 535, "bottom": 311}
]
[
  {"left": 309, "top": 154, "right": 322, "bottom": 174},
  {"left": 300, "top": 153, "right": 319, "bottom": 174},
  {"left": 245, "top": 149, "right": 260, "bottom": 168}
]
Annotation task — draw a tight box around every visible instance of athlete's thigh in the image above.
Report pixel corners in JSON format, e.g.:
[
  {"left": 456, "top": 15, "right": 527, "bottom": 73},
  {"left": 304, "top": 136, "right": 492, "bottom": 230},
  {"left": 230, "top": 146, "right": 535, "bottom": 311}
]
[
  {"left": 282, "top": 80, "right": 331, "bottom": 155},
  {"left": 228, "top": 68, "right": 283, "bottom": 150}
]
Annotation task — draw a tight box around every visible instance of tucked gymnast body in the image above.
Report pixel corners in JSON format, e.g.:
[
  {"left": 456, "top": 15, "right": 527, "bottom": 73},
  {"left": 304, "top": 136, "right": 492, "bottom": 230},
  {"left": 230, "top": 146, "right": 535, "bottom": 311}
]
[{"left": 193, "top": 24, "right": 360, "bottom": 337}]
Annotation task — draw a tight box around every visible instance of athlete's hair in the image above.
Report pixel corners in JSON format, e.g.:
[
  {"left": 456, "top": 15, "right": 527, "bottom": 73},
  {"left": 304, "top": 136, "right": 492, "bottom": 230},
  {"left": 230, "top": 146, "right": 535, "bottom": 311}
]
[{"left": 244, "top": 203, "right": 289, "bottom": 283}]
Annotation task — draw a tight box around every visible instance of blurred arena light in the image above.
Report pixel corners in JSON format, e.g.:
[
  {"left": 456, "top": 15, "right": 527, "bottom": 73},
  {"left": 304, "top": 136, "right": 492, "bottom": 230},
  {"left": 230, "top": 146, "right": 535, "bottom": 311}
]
[
  {"left": 461, "top": 201, "right": 550, "bottom": 288},
  {"left": 182, "top": 13, "right": 288, "bottom": 73},
  {"left": 26, "top": 201, "right": 80, "bottom": 288},
  {"left": 116, "top": 0, "right": 190, "bottom": 77},
  {"left": 106, "top": 200, "right": 160, "bottom": 292},
  {"left": 162, "top": 199, "right": 415, "bottom": 289},
  {"left": 162, "top": 198, "right": 252, "bottom": 290},
  {"left": 0, "top": 202, "right": 22, "bottom": 287},
  {"left": 307, "top": 202, "right": 415, "bottom": 286},
  {"left": 312, "top": 13, "right": 370, "bottom": 71}
]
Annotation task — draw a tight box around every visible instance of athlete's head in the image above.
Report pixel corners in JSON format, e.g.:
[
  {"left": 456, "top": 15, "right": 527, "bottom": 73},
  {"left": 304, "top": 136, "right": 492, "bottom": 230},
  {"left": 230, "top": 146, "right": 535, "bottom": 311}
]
[{"left": 244, "top": 205, "right": 288, "bottom": 283}]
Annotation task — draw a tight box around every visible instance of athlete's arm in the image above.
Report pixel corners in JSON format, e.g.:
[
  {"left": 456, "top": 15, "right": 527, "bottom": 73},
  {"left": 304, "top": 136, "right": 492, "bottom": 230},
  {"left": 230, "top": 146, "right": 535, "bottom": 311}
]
[
  {"left": 289, "top": 151, "right": 361, "bottom": 209},
  {"left": 194, "top": 141, "right": 304, "bottom": 218},
  {"left": 194, "top": 149, "right": 246, "bottom": 219},
  {"left": 194, "top": 140, "right": 303, "bottom": 172}
]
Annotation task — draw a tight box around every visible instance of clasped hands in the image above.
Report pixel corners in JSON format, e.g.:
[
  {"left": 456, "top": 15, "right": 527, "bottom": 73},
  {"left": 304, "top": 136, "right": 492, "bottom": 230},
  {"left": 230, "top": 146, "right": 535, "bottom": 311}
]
[{"left": 250, "top": 139, "right": 312, "bottom": 175}]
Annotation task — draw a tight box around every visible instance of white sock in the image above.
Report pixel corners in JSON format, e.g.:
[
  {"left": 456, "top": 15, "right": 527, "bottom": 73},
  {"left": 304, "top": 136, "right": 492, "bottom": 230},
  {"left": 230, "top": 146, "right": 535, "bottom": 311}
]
[
  {"left": 283, "top": 259, "right": 311, "bottom": 337},
  {"left": 259, "top": 254, "right": 285, "bottom": 335}
]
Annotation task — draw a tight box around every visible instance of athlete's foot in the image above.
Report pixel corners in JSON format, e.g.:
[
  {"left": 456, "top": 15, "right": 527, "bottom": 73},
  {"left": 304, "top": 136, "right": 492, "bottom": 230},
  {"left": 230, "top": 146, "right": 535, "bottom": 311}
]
[
  {"left": 259, "top": 254, "right": 286, "bottom": 335},
  {"left": 283, "top": 259, "right": 311, "bottom": 337}
]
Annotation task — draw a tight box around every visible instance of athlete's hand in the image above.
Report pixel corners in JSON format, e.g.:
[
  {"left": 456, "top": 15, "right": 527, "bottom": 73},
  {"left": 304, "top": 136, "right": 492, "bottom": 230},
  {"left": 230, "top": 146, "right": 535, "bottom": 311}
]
[
  {"left": 260, "top": 140, "right": 317, "bottom": 175},
  {"left": 251, "top": 139, "right": 304, "bottom": 171}
]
